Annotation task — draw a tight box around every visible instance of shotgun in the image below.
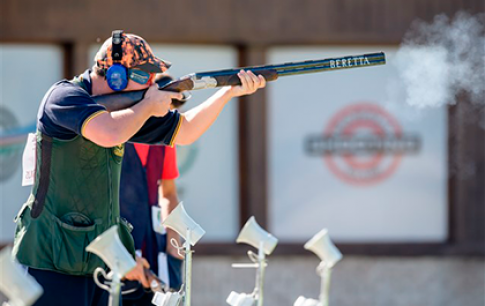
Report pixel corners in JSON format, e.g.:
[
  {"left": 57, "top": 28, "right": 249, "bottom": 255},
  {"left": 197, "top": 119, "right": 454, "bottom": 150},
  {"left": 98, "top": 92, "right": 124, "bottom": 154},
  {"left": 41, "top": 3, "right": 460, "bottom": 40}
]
[{"left": 93, "top": 52, "right": 386, "bottom": 112}]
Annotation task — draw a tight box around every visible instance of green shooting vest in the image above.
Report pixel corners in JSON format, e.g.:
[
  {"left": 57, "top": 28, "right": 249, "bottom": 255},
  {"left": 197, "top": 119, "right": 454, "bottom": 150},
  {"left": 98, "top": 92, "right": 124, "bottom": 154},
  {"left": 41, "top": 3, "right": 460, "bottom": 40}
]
[{"left": 12, "top": 124, "right": 135, "bottom": 276}]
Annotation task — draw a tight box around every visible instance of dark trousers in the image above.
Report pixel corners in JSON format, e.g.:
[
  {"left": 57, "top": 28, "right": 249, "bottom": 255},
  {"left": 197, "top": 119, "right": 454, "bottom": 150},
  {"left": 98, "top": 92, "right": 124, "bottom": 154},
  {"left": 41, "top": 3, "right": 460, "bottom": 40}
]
[
  {"left": 28, "top": 268, "right": 112, "bottom": 306},
  {"left": 122, "top": 289, "right": 154, "bottom": 306}
]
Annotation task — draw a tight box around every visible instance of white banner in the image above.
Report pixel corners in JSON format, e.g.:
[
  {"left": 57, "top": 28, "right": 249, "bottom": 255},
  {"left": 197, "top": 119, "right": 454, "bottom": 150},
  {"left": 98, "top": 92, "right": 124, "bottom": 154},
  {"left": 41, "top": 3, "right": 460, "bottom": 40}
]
[{"left": 268, "top": 46, "right": 448, "bottom": 243}]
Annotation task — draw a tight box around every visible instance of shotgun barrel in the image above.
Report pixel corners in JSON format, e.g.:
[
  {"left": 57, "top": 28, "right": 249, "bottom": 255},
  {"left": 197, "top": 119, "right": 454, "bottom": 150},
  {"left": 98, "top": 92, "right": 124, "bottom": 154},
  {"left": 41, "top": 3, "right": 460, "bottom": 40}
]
[{"left": 195, "top": 52, "right": 385, "bottom": 78}]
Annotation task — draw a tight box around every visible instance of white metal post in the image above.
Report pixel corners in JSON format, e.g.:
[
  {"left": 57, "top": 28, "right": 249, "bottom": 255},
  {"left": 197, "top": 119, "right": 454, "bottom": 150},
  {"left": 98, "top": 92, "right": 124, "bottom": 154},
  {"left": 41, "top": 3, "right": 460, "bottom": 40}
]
[
  {"left": 183, "top": 228, "right": 193, "bottom": 306},
  {"left": 256, "top": 241, "right": 266, "bottom": 306},
  {"left": 317, "top": 262, "right": 332, "bottom": 306}
]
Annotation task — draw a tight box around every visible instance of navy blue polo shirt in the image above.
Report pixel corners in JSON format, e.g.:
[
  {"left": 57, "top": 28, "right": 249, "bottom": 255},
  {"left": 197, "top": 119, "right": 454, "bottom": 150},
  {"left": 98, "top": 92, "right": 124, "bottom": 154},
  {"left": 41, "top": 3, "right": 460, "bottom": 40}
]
[{"left": 37, "top": 69, "right": 181, "bottom": 145}]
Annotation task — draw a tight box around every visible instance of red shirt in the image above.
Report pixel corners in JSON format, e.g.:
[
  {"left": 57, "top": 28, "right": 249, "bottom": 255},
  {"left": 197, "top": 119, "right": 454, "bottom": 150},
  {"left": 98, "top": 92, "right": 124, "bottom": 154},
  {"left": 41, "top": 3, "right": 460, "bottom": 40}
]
[{"left": 133, "top": 143, "right": 179, "bottom": 180}]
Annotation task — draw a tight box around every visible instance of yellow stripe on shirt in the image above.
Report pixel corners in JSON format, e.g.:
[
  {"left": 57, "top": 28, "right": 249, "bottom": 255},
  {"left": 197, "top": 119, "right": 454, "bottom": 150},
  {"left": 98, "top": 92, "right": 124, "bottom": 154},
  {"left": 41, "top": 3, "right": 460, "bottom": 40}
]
[
  {"left": 81, "top": 110, "right": 108, "bottom": 137},
  {"left": 169, "top": 114, "right": 184, "bottom": 147}
]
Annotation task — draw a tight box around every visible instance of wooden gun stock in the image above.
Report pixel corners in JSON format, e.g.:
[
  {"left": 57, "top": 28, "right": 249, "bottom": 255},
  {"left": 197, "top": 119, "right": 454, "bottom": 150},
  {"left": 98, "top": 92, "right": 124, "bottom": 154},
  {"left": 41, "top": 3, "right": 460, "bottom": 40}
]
[{"left": 93, "top": 77, "right": 190, "bottom": 112}]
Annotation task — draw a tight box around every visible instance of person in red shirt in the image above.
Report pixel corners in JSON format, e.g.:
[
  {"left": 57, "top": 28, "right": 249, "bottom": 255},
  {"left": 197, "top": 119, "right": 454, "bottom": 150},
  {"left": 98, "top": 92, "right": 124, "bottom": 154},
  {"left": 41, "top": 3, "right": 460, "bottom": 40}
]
[
  {"left": 120, "top": 75, "right": 185, "bottom": 305},
  {"left": 133, "top": 142, "right": 183, "bottom": 261}
]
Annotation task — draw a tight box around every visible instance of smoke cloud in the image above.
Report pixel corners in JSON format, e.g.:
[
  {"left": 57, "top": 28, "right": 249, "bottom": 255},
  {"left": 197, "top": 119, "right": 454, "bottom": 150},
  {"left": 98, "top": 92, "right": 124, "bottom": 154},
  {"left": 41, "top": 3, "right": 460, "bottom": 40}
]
[{"left": 391, "top": 12, "right": 485, "bottom": 110}]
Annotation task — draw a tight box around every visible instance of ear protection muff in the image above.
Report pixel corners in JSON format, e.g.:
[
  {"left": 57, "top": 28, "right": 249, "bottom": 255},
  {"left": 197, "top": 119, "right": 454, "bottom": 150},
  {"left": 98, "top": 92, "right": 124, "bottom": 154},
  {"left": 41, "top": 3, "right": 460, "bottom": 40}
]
[{"left": 106, "top": 30, "right": 128, "bottom": 91}]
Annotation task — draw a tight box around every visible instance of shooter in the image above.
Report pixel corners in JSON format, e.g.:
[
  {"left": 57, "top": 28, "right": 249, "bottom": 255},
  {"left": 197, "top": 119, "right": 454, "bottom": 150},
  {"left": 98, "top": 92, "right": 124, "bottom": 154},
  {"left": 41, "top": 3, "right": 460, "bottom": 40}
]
[{"left": 11, "top": 30, "right": 265, "bottom": 306}]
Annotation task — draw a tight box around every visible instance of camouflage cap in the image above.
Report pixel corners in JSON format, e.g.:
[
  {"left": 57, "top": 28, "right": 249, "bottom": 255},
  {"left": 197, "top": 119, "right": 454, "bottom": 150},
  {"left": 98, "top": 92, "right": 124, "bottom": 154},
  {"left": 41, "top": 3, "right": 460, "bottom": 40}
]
[{"left": 95, "top": 32, "right": 171, "bottom": 73}]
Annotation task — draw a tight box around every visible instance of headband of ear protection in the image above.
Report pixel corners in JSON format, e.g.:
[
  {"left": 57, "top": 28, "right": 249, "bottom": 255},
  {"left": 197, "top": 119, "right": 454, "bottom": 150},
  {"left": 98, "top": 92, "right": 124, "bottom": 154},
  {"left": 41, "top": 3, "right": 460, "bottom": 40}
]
[{"left": 106, "top": 30, "right": 128, "bottom": 91}]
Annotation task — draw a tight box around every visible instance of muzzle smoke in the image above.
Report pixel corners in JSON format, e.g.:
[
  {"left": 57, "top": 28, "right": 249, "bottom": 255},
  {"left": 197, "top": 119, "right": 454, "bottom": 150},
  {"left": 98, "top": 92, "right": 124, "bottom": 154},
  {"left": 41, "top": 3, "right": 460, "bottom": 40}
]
[{"left": 390, "top": 12, "right": 484, "bottom": 115}]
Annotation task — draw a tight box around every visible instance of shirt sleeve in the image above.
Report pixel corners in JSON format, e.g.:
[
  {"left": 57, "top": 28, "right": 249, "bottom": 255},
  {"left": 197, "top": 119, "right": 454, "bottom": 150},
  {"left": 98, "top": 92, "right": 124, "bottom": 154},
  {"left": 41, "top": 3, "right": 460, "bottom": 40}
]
[
  {"left": 129, "top": 111, "right": 183, "bottom": 146},
  {"left": 162, "top": 146, "right": 179, "bottom": 180},
  {"left": 38, "top": 81, "right": 107, "bottom": 139}
]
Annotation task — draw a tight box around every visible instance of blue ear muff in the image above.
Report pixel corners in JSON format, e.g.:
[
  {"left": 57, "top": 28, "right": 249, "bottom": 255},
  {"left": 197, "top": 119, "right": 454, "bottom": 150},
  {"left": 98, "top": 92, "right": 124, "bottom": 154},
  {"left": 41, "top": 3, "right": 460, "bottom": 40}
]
[{"left": 106, "top": 63, "right": 128, "bottom": 91}]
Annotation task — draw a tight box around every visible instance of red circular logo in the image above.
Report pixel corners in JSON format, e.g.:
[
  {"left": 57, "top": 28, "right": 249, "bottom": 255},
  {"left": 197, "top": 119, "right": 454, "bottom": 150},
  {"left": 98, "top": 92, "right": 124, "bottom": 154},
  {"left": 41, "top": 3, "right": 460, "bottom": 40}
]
[{"left": 321, "top": 103, "right": 403, "bottom": 186}]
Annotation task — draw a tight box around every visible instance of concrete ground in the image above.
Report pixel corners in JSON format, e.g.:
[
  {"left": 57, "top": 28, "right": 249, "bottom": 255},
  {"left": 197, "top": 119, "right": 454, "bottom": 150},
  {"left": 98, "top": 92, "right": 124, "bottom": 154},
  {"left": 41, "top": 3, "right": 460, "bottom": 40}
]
[
  {"left": 2, "top": 256, "right": 483, "bottom": 306},
  {"left": 191, "top": 255, "right": 485, "bottom": 306}
]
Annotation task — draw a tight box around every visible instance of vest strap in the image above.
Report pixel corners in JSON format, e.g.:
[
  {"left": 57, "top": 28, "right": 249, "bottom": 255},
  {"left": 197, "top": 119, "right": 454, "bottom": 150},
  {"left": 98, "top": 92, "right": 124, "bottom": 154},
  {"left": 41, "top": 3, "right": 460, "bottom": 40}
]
[{"left": 31, "top": 134, "right": 53, "bottom": 218}]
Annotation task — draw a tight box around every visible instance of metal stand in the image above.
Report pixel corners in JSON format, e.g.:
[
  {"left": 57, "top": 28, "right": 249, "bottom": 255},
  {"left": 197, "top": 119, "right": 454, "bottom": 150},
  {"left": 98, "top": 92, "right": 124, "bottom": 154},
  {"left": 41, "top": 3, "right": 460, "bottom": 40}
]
[
  {"left": 231, "top": 242, "right": 267, "bottom": 306},
  {"left": 93, "top": 267, "right": 121, "bottom": 306},
  {"left": 316, "top": 262, "right": 332, "bottom": 306},
  {"left": 255, "top": 243, "right": 266, "bottom": 306},
  {"left": 183, "top": 228, "right": 193, "bottom": 306},
  {"left": 169, "top": 228, "right": 193, "bottom": 306}
]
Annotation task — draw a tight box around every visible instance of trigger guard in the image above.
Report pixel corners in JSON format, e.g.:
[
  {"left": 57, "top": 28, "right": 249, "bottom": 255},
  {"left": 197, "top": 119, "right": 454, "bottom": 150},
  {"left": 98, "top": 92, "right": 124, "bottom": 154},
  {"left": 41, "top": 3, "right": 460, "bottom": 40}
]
[{"left": 181, "top": 91, "right": 192, "bottom": 102}]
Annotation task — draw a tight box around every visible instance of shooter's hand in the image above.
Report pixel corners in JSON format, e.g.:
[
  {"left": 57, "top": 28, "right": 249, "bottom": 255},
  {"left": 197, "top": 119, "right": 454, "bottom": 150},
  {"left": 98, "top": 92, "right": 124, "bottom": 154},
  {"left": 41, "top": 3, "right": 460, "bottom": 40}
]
[
  {"left": 124, "top": 255, "right": 151, "bottom": 288},
  {"left": 143, "top": 84, "right": 184, "bottom": 117},
  {"left": 226, "top": 70, "right": 266, "bottom": 98}
]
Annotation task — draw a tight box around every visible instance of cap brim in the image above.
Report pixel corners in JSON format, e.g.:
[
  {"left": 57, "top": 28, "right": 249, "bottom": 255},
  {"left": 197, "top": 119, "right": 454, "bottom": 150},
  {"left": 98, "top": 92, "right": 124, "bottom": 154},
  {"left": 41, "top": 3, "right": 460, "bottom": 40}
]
[{"left": 136, "top": 58, "right": 172, "bottom": 73}]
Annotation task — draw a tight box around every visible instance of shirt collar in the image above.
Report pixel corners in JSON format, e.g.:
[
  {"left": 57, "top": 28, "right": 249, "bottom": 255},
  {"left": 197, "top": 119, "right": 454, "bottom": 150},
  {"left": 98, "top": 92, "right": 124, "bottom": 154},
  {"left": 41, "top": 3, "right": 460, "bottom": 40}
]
[{"left": 79, "top": 69, "right": 93, "bottom": 95}]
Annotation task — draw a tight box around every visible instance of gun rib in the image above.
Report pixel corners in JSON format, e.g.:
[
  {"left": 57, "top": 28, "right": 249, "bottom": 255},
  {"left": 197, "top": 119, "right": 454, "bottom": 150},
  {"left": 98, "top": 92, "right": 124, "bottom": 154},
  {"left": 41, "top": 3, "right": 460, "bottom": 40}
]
[{"left": 194, "top": 52, "right": 386, "bottom": 78}]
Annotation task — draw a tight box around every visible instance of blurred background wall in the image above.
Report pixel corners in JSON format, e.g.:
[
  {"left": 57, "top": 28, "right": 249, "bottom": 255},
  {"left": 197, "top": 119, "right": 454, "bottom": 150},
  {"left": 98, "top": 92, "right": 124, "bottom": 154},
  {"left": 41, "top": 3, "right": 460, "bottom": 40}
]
[{"left": 0, "top": 1, "right": 483, "bottom": 305}]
